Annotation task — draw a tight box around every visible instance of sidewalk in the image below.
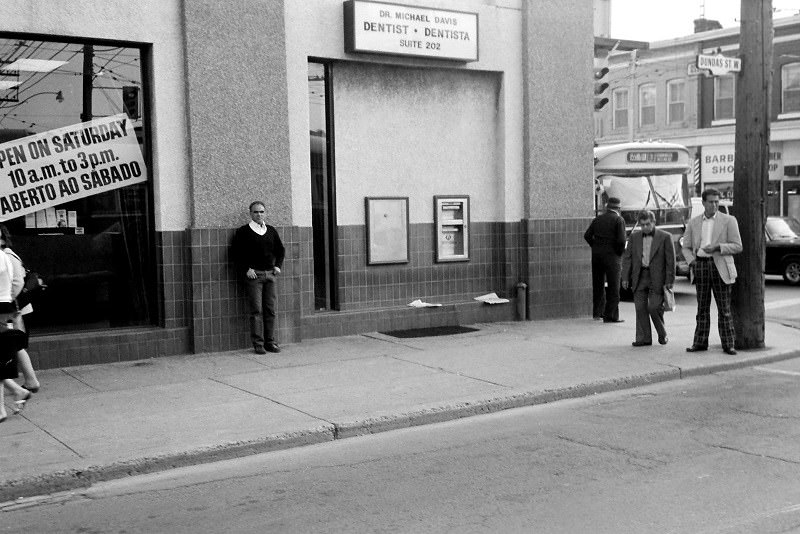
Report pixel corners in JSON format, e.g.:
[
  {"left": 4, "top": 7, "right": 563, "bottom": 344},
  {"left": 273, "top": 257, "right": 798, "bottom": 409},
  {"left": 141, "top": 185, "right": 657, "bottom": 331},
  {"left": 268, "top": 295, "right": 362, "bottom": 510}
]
[{"left": 2, "top": 285, "right": 800, "bottom": 503}]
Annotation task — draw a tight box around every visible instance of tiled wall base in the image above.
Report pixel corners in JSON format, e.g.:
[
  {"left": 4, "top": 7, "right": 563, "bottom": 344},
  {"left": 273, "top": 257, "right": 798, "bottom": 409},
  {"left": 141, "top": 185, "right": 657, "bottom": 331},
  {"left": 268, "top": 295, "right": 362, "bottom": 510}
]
[
  {"left": 522, "top": 217, "right": 594, "bottom": 320},
  {"left": 302, "top": 300, "right": 517, "bottom": 339},
  {"left": 26, "top": 217, "right": 595, "bottom": 370},
  {"left": 29, "top": 327, "right": 191, "bottom": 370}
]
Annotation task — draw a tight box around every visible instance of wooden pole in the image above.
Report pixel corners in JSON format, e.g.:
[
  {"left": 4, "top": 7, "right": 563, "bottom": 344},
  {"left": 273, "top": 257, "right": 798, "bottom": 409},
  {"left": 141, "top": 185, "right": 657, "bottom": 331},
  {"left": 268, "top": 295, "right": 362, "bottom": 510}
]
[{"left": 732, "top": 0, "right": 772, "bottom": 349}]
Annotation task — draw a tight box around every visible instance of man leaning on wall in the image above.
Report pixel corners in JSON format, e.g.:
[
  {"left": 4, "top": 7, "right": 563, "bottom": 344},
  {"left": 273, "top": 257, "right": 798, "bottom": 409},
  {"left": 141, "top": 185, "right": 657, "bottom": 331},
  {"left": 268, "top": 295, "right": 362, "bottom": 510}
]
[{"left": 232, "top": 201, "right": 285, "bottom": 354}]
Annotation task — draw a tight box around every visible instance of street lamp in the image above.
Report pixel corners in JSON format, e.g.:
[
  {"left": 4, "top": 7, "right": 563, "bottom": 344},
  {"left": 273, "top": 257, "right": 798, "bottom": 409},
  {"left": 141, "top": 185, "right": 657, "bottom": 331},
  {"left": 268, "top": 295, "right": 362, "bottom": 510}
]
[
  {"left": 0, "top": 90, "right": 64, "bottom": 108},
  {"left": 0, "top": 90, "right": 65, "bottom": 127}
]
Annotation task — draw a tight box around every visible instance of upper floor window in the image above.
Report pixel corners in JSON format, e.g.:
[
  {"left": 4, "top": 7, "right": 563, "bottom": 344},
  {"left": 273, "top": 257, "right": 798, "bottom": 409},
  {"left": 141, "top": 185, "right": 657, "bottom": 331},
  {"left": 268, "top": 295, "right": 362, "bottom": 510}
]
[
  {"left": 782, "top": 62, "right": 800, "bottom": 114},
  {"left": 667, "top": 79, "right": 685, "bottom": 123},
  {"left": 612, "top": 88, "right": 628, "bottom": 130},
  {"left": 638, "top": 84, "right": 656, "bottom": 127},
  {"left": 714, "top": 76, "right": 735, "bottom": 121}
]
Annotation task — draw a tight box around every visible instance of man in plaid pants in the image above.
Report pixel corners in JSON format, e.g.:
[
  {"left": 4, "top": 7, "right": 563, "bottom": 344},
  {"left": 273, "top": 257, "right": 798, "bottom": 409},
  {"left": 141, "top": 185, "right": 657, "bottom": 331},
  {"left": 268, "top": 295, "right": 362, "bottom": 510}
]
[{"left": 681, "top": 188, "right": 743, "bottom": 355}]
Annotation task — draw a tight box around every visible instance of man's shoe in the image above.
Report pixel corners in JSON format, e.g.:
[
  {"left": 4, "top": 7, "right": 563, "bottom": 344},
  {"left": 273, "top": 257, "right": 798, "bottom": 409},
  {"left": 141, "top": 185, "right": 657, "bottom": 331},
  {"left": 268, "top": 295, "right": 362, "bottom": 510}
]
[
  {"left": 685, "top": 345, "right": 708, "bottom": 353},
  {"left": 265, "top": 342, "right": 281, "bottom": 353},
  {"left": 603, "top": 319, "right": 625, "bottom": 323},
  {"left": 723, "top": 347, "right": 738, "bottom": 355},
  {"left": 254, "top": 346, "right": 267, "bottom": 355},
  {"left": 592, "top": 316, "right": 603, "bottom": 321},
  {"left": 658, "top": 336, "right": 668, "bottom": 345},
  {"left": 632, "top": 341, "right": 652, "bottom": 347}
]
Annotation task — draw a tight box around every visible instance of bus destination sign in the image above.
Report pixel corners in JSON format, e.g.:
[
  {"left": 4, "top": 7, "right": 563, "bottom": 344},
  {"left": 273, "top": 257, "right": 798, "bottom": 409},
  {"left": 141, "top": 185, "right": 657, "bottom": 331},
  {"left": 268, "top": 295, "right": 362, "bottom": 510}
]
[{"left": 627, "top": 151, "right": 679, "bottom": 164}]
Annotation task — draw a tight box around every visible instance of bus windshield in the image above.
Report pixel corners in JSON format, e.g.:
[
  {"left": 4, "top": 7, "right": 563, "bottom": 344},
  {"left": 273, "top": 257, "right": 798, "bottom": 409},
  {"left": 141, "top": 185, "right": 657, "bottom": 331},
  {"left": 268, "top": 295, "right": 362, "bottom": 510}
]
[{"left": 597, "top": 173, "right": 689, "bottom": 227}]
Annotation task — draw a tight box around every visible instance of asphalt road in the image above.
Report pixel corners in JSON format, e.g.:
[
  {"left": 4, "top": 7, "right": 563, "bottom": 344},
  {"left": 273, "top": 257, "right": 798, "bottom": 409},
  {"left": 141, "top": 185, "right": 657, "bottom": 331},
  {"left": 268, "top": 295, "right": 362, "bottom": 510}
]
[{"left": 4, "top": 356, "right": 800, "bottom": 533}]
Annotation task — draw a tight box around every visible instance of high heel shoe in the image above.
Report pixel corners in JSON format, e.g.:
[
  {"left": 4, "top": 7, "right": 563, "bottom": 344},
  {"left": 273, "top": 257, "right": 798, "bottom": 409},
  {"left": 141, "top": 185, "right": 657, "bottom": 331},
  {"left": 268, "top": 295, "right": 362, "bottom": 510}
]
[{"left": 12, "top": 391, "right": 31, "bottom": 414}]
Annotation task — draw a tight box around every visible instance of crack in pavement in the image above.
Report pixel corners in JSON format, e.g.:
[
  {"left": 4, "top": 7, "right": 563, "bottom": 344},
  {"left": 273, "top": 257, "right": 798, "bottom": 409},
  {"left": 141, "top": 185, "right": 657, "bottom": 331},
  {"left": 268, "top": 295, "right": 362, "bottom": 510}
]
[
  {"left": 555, "top": 434, "right": 668, "bottom": 467},
  {"left": 711, "top": 443, "right": 800, "bottom": 465}
]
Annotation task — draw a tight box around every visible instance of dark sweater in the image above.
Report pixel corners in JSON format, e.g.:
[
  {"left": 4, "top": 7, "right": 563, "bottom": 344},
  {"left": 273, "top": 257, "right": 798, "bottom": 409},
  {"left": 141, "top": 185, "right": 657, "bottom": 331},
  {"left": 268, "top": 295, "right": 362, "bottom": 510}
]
[{"left": 232, "top": 224, "right": 285, "bottom": 276}]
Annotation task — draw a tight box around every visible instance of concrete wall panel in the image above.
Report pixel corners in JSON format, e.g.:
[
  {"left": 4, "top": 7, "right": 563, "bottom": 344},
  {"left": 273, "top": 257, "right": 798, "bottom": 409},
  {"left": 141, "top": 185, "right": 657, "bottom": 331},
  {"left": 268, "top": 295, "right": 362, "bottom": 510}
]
[
  {"left": 182, "top": 0, "right": 292, "bottom": 229},
  {"left": 523, "top": 0, "right": 594, "bottom": 219}
]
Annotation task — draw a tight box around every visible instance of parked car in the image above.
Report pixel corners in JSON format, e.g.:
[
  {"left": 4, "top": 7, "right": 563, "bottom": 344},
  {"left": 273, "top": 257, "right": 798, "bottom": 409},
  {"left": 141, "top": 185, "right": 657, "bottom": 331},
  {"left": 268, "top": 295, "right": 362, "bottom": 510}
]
[
  {"left": 678, "top": 211, "right": 800, "bottom": 285},
  {"left": 765, "top": 216, "right": 800, "bottom": 285}
]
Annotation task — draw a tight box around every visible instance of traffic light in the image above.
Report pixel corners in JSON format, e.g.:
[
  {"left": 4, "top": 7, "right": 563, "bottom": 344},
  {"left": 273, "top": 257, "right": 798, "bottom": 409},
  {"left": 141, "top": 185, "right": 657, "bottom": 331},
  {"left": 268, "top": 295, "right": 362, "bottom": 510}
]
[
  {"left": 122, "top": 85, "right": 140, "bottom": 119},
  {"left": 594, "top": 66, "right": 610, "bottom": 111}
]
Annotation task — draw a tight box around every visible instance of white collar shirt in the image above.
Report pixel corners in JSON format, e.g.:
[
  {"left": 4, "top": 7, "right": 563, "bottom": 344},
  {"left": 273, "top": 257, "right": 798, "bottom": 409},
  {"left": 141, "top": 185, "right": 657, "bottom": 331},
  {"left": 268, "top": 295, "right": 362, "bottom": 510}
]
[
  {"left": 642, "top": 233, "right": 652, "bottom": 267},
  {"left": 249, "top": 220, "right": 267, "bottom": 236},
  {"left": 697, "top": 212, "right": 716, "bottom": 257}
]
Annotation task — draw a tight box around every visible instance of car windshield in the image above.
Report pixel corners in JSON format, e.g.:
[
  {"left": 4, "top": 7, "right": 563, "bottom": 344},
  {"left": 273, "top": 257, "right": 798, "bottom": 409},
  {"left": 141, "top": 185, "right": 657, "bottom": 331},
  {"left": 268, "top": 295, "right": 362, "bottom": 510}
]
[{"left": 766, "top": 217, "right": 800, "bottom": 239}]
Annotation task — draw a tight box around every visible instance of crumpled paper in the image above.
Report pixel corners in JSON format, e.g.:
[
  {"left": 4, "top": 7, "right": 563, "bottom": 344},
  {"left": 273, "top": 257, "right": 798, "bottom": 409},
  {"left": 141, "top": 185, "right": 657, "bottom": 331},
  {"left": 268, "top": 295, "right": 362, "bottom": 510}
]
[
  {"left": 474, "top": 292, "right": 510, "bottom": 305},
  {"left": 408, "top": 299, "right": 442, "bottom": 308}
]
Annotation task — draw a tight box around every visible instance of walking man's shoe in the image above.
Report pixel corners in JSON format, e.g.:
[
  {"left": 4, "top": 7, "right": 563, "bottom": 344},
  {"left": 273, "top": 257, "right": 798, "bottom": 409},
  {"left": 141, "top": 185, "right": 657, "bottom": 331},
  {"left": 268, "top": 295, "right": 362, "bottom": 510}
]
[
  {"left": 658, "top": 336, "right": 668, "bottom": 345},
  {"left": 723, "top": 347, "right": 737, "bottom": 355},
  {"left": 265, "top": 342, "right": 281, "bottom": 353},
  {"left": 631, "top": 341, "right": 652, "bottom": 347},
  {"left": 254, "top": 345, "right": 267, "bottom": 355},
  {"left": 685, "top": 345, "right": 708, "bottom": 353},
  {"left": 603, "top": 318, "right": 625, "bottom": 323}
]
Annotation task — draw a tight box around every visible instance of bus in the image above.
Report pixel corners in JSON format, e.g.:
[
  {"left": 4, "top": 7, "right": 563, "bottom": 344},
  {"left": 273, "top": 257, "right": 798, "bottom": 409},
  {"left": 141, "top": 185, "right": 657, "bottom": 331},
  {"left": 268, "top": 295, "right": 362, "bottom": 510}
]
[{"left": 593, "top": 141, "right": 692, "bottom": 276}]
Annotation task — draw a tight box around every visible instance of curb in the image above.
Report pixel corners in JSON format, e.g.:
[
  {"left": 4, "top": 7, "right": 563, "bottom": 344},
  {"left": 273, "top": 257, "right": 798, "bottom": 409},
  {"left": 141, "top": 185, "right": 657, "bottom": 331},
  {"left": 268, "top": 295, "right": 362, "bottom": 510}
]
[
  {"left": 0, "top": 425, "right": 335, "bottom": 504},
  {"left": 3, "top": 349, "right": 800, "bottom": 504},
  {"left": 679, "top": 347, "right": 800, "bottom": 378}
]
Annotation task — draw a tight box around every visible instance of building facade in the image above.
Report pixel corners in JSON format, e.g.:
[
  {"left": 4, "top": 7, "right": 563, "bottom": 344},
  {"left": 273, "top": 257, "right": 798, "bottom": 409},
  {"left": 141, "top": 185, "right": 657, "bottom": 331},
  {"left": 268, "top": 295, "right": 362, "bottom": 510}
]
[
  {"left": 595, "top": 15, "right": 800, "bottom": 221},
  {"left": 2, "top": 0, "right": 596, "bottom": 369}
]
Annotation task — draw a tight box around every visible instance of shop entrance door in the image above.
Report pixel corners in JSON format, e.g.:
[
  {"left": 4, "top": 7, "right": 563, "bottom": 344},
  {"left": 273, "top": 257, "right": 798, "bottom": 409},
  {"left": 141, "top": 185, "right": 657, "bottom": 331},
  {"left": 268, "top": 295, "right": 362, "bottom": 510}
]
[{"left": 308, "top": 62, "right": 338, "bottom": 310}]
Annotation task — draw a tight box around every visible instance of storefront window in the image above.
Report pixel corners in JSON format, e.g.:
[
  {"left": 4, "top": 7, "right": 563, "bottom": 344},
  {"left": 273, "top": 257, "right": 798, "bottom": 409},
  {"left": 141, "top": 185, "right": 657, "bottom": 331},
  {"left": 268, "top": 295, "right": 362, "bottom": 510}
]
[{"left": 0, "top": 36, "right": 155, "bottom": 334}]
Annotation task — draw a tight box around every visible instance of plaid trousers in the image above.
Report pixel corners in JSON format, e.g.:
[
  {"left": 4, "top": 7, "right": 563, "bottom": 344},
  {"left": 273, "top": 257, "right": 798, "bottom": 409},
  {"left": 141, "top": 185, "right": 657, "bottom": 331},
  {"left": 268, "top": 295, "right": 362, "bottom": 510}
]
[{"left": 693, "top": 258, "right": 735, "bottom": 349}]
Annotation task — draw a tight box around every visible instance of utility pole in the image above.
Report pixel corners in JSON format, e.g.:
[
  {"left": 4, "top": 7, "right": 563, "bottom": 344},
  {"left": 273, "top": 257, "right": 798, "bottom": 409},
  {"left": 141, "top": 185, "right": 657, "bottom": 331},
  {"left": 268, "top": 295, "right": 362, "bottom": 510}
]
[
  {"left": 732, "top": 0, "right": 772, "bottom": 349},
  {"left": 627, "top": 49, "right": 637, "bottom": 142},
  {"left": 81, "top": 44, "right": 93, "bottom": 122}
]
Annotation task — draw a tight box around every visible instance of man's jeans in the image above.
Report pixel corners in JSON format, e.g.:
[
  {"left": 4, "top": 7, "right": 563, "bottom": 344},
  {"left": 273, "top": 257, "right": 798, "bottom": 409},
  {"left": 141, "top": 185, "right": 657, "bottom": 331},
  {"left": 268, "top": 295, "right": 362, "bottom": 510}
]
[{"left": 245, "top": 270, "right": 277, "bottom": 348}]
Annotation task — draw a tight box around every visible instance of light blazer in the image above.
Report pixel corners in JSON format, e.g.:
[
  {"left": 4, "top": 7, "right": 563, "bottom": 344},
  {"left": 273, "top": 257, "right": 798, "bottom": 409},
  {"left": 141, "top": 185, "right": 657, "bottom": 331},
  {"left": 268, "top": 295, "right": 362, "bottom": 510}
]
[
  {"left": 681, "top": 211, "right": 743, "bottom": 284},
  {"left": 622, "top": 228, "right": 676, "bottom": 292}
]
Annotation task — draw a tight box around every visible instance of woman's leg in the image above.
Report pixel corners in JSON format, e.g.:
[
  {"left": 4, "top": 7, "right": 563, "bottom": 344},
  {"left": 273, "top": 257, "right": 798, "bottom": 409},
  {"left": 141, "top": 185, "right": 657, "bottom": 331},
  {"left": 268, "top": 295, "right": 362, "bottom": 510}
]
[
  {"left": 4, "top": 378, "right": 29, "bottom": 401},
  {"left": 15, "top": 350, "right": 38, "bottom": 390},
  {"left": 12, "top": 316, "right": 38, "bottom": 390}
]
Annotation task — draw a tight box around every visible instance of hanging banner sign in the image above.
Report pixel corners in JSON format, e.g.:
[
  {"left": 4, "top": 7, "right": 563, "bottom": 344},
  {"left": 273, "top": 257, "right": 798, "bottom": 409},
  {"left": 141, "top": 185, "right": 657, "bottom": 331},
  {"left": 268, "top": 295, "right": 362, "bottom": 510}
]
[
  {"left": 343, "top": 0, "right": 478, "bottom": 62},
  {"left": 0, "top": 113, "right": 147, "bottom": 221}
]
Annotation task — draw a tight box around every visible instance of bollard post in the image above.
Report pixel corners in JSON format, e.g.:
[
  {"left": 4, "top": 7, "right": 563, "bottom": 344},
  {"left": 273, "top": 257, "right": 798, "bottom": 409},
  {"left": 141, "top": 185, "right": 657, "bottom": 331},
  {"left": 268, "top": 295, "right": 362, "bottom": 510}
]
[{"left": 515, "top": 282, "right": 527, "bottom": 321}]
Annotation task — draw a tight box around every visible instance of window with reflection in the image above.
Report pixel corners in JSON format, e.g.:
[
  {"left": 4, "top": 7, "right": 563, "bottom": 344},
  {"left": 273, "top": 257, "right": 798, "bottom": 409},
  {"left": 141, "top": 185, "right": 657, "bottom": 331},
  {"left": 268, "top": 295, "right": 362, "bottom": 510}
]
[
  {"left": 667, "top": 79, "right": 685, "bottom": 123},
  {"left": 714, "top": 76, "right": 735, "bottom": 120},
  {"left": 612, "top": 88, "right": 628, "bottom": 130},
  {"left": 638, "top": 83, "right": 656, "bottom": 127},
  {"left": 0, "top": 36, "right": 155, "bottom": 334},
  {"left": 782, "top": 63, "right": 800, "bottom": 114}
]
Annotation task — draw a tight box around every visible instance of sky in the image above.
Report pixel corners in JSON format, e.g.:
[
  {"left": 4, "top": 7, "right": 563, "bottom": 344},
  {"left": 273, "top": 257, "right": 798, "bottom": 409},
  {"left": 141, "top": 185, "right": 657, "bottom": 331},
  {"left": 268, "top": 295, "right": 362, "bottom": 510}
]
[{"left": 610, "top": 0, "right": 800, "bottom": 42}]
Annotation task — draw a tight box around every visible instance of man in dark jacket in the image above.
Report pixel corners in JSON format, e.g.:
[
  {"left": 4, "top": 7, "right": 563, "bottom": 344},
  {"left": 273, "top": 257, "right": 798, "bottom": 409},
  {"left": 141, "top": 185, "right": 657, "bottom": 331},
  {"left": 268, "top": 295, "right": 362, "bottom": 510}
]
[
  {"left": 584, "top": 197, "right": 626, "bottom": 322},
  {"left": 232, "top": 201, "right": 285, "bottom": 354},
  {"left": 621, "top": 210, "right": 675, "bottom": 346}
]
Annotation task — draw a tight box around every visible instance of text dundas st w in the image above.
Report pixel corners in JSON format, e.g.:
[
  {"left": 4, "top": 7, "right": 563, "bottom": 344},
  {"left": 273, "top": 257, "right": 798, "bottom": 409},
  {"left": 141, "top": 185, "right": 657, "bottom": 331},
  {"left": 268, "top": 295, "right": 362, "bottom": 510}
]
[{"left": 0, "top": 115, "right": 145, "bottom": 217}]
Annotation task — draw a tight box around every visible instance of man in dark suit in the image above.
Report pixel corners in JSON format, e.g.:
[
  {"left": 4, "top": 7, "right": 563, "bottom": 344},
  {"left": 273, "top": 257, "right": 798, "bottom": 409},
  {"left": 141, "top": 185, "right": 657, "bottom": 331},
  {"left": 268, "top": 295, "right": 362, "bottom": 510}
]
[
  {"left": 622, "top": 210, "right": 675, "bottom": 346},
  {"left": 681, "top": 188, "right": 742, "bottom": 355},
  {"left": 584, "top": 197, "right": 627, "bottom": 322}
]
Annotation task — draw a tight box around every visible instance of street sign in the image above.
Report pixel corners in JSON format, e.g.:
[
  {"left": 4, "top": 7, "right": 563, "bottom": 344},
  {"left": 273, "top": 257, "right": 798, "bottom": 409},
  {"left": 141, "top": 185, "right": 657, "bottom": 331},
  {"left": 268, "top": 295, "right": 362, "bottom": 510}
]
[
  {"left": 696, "top": 53, "right": 742, "bottom": 75},
  {"left": 687, "top": 63, "right": 710, "bottom": 77}
]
